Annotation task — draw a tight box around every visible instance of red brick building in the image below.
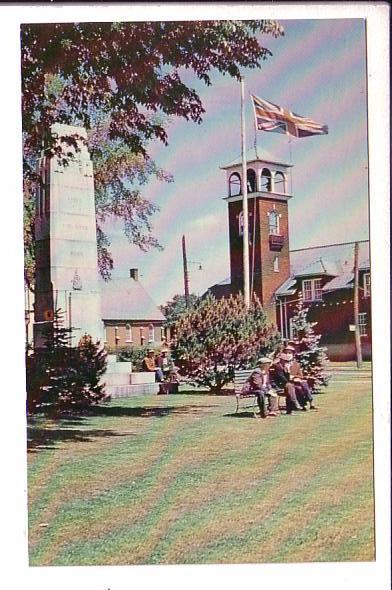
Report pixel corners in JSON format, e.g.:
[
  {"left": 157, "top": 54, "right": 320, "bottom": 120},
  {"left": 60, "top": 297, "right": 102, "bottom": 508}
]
[
  {"left": 101, "top": 268, "right": 166, "bottom": 350},
  {"left": 208, "top": 148, "right": 371, "bottom": 361}
]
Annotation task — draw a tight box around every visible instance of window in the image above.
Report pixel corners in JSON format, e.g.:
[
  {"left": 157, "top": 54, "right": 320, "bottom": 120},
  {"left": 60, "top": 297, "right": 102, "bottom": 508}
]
[
  {"left": 247, "top": 169, "right": 256, "bottom": 193},
  {"left": 148, "top": 324, "right": 155, "bottom": 343},
  {"left": 229, "top": 172, "right": 241, "bottom": 197},
  {"left": 363, "top": 273, "right": 371, "bottom": 297},
  {"left": 261, "top": 168, "right": 272, "bottom": 192},
  {"left": 303, "top": 278, "right": 323, "bottom": 301},
  {"left": 140, "top": 327, "right": 145, "bottom": 344},
  {"left": 358, "top": 313, "right": 367, "bottom": 336},
  {"left": 125, "top": 323, "right": 133, "bottom": 343},
  {"left": 268, "top": 210, "right": 280, "bottom": 235},
  {"left": 273, "top": 257, "right": 279, "bottom": 272},
  {"left": 274, "top": 171, "right": 286, "bottom": 194}
]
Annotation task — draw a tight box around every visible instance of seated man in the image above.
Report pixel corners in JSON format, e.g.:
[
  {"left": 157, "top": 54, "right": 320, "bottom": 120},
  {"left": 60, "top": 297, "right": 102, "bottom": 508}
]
[
  {"left": 269, "top": 353, "right": 303, "bottom": 415},
  {"left": 285, "top": 346, "right": 318, "bottom": 410},
  {"left": 244, "top": 357, "right": 279, "bottom": 418},
  {"left": 142, "top": 349, "right": 164, "bottom": 382}
]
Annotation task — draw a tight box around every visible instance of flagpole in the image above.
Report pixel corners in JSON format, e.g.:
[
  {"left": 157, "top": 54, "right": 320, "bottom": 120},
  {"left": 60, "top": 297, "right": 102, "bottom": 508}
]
[{"left": 241, "top": 76, "right": 250, "bottom": 308}]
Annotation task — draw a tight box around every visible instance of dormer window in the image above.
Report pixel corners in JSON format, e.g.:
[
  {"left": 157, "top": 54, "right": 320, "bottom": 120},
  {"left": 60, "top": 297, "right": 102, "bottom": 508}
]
[
  {"left": 303, "top": 278, "right": 322, "bottom": 302},
  {"left": 247, "top": 169, "right": 256, "bottom": 193},
  {"left": 274, "top": 171, "right": 286, "bottom": 194},
  {"left": 261, "top": 168, "right": 272, "bottom": 192},
  {"left": 268, "top": 210, "right": 280, "bottom": 235},
  {"left": 229, "top": 172, "right": 241, "bottom": 197}
]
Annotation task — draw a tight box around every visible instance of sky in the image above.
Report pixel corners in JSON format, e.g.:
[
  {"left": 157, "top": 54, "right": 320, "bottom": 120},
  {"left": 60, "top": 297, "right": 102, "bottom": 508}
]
[{"left": 105, "top": 18, "right": 370, "bottom": 307}]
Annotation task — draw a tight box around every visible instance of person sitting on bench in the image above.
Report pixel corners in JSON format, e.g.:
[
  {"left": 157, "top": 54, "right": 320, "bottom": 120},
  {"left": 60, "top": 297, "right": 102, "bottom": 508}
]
[
  {"left": 155, "top": 348, "right": 172, "bottom": 377},
  {"left": 283, "top": 344, "right": 318, "bottom": 410},
  {"left": 142, "top": 349, "right": 164, "bottom": 382},
  {"left": 244, "top": 357, "right": 279, "bottom": 418},
  {"left": 270, "top": 352, "right": 303, "bottom": 414}
]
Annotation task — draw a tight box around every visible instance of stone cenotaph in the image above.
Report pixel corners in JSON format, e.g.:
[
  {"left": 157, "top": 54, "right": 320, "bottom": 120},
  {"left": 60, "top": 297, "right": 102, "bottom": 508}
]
[{"left": 34, "top": 123, "right": 104, "bottom": 346}]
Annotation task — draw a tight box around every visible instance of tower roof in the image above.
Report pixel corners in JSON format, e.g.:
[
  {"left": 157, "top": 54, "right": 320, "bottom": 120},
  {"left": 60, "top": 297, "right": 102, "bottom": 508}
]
[{"left": 220, "top": 146, "right": 291, "bottom": 170}]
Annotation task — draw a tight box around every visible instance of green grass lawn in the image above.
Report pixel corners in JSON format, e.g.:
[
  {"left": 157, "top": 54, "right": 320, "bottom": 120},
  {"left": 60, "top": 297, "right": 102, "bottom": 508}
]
[{"left": 27, "top": 370, "right": 375, "bottom": 566}]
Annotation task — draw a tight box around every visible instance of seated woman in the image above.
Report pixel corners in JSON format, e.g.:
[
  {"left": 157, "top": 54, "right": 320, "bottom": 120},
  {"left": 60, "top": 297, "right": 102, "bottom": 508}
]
[{"left": 244, "top": 357, "right": 279, "bottom": 418}]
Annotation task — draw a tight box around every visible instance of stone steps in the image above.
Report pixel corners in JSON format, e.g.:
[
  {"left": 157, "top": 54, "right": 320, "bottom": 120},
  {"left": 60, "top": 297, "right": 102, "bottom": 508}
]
[{"left": 105, "top": 383, "right": 160, "bottom": 398}]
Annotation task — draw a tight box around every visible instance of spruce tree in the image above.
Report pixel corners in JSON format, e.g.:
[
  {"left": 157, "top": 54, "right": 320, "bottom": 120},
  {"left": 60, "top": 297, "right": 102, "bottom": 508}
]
[
  {"left": 289, "top": 294, "right": 330, "bottom": 391},
  {"left": 26, "top": 309, "right": 108, "bottom": 413}
]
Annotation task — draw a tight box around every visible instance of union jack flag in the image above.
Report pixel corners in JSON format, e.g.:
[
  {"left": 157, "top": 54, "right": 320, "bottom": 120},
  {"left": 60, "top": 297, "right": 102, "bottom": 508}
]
[{"left": 251, "top": 94, "right": 328, "bottom": 138}]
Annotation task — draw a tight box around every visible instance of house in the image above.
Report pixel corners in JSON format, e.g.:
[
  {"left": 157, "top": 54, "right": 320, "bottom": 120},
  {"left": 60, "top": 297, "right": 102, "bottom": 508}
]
[
  {"left": 207, "top": 148, "right": 371, "bottom": 361},
  {"left": 275, "top": 241, "right": 371, "bottom": 360},
  {"left": 101, "top": 268, "right": 166, "bottom": 350}
]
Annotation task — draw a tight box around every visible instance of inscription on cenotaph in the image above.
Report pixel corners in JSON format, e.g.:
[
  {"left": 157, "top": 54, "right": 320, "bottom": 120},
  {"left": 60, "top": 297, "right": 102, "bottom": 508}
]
[{"left": 34, "top": 123, "right": 104, "bottom": 346}]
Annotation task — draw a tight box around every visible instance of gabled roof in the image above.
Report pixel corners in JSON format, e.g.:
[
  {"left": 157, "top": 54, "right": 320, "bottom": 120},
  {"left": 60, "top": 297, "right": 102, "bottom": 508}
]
[
  {"left": 322, "top": 272, "right": 354, "bottom": 292},
  {"left": 294, "top": 258, "right": 341, "bottom": 278},
  {"left": 290, "top": 241, "right": 369, "bottom": 277},
  {"left": 100, "top": 277, "right": 165, "bottom": 322},
  {"left": 221, "top": 146, "right": 291, "bottom": 170}
]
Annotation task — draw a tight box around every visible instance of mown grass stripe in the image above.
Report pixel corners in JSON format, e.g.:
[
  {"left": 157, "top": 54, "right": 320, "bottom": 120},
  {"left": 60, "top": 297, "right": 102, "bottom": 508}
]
[
  {"left": 172, "top": 441, "right": 373, "bottom": 564},
  {"left": 46, "top": 386, "right": 370, "bottom": 568}
]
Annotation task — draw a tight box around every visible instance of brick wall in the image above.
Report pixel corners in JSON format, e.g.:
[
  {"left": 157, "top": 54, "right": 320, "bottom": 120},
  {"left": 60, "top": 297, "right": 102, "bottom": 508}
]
[
  {"left": 104, "top": 322, "right": 165, "bottom": 348},
  {"left": 228, "top": 196, "right": 290, "bottom": 325}
]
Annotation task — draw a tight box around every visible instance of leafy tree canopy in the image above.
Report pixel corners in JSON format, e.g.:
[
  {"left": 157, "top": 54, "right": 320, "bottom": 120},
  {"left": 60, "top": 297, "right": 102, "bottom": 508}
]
[
  {"left": 161, "top": 293, "right": 200, "bottom": 328},
  {"left": 21, "top": 20, "right": 283, "bottom": 283}
]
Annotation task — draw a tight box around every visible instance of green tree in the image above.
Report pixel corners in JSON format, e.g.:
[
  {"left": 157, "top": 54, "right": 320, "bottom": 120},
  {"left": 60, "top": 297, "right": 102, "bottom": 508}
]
[
  {"left": 289, "top": 295, "right": 330, "bottom": 391},
  {"left": 21, "top": 20, "right": 283, "bottom": 282},
  {"left": 26, "top": 310, "right": 108, "bottom": 414},
  {"left": 171, "top": 293, "right": 281, "bottom": 391},
  {"left": 161, "top": 293, "right": 200, "bottom": 329}
]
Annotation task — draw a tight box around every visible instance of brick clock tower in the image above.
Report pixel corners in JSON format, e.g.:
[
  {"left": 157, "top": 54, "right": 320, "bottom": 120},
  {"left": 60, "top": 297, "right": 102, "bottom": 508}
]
[{"left": 221, "top": 148, "right": 292, "bottom": 324}]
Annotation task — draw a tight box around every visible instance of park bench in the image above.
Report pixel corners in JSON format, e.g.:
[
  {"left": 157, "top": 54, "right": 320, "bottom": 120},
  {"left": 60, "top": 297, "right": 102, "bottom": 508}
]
[{"left": 234, "top": 368, "right": 286, "bottom": 416}]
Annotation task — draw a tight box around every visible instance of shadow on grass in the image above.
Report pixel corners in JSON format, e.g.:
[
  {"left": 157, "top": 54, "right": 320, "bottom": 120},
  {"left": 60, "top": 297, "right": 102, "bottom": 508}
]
[
  {"left": 27, "top": 425, "right": 135, "bottom": 453},
  {"left": 224, "top": 411, "right": 258, "bottom": 419},
  {"left": 27, "top": 403, "right": 219, "bottom": 452},
  {"left": 89, "top": 404, "right": 217, "bottom": 418}
]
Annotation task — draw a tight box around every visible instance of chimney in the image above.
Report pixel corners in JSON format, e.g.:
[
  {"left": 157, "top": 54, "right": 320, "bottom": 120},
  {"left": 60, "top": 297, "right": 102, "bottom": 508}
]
[{"left": 130, "top": 268, "right": 139, "bottom": 281}]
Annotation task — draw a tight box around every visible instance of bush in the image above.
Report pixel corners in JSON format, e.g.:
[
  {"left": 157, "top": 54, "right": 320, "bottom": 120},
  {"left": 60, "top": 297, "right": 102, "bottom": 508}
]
[
  {"left": 26, "top": 310, "right": 108, "bottom": 414},
  {"left": 116, "top": 345, "right": 152, "bottom": 371}
]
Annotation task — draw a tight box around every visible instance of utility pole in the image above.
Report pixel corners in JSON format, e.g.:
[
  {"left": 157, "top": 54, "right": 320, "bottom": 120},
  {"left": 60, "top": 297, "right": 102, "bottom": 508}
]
[
  {"left": 240, "top": 76, "right": 250, "bottom": 308},
  {"left": 353, "top": 241, "right": 363, "bottom": 368},
  {"left": 182, "top": 235, "right": 190, "bottom": 308}
]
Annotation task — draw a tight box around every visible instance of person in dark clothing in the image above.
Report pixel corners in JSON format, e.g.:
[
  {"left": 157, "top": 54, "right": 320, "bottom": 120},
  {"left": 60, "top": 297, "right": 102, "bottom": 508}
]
[
  {"left": 269, "top": 353, "right": 303, "bottom": 414},
  {"left": 245, "top": 357, "right": 279, "bottom": 418},
  {"left": 282, "top": 344, "right": 318, "bottom": 410}
]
